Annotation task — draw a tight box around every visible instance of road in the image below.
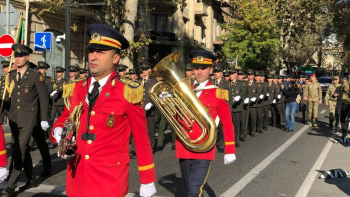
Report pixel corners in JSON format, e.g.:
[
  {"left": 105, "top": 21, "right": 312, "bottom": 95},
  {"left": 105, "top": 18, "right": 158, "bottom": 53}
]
[{"left": 0, "top": 104, "right": 342, "bottom": 196}]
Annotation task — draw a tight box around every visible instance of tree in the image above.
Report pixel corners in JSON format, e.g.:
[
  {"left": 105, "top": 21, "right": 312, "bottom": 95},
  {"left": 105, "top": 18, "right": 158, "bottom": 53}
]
[{"left": 220, "top": 0, "right": 279, "bottom": 70}]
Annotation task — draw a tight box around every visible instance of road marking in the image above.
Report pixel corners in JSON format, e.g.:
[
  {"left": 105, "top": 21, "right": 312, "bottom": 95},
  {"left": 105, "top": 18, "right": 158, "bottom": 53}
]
[
  {"left": 220, "top": 125, "right": 309, "bottom": 197},
  {"left": 320, "top": 110, "right": 326, "bottom": 114},
  {"left": 295, "top": 134, "right": 335, "bottom": 197}
]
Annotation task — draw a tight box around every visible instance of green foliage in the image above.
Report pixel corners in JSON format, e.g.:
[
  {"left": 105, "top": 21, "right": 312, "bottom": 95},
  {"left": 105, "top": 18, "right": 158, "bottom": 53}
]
[{"left": 221, "top": 0, "right": 279, "bottom": 70}]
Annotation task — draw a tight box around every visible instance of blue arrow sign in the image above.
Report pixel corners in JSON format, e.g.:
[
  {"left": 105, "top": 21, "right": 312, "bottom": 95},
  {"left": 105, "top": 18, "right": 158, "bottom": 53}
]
[{"left": 34, "top": 32, "right": 52, "bottom": 51}]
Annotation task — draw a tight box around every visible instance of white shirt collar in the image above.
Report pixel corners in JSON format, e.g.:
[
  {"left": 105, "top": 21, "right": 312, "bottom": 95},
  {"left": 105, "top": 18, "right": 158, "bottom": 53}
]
[
  {"left": 194, "top": 79, "right": 209, "bottom": 88},
  {"left": 89, "top": 73, "right": 112, "bottom": 93}
]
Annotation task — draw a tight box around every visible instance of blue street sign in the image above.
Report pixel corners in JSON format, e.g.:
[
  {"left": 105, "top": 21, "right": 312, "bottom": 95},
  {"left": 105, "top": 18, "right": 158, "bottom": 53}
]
[{"left": 34, "top": 32, "right": 52, "bottom": 51}]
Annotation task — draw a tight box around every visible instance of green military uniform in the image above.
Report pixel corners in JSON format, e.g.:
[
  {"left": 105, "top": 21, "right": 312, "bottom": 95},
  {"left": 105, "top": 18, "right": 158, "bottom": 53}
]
[
  {"left": 266, "top": 75, "right": 276, "bottom": 127},
  {"left": 304, "top": 79, "right": 322, "bottom": 125},
  {"left": 228, "top": 71, "right": 246, "bottom": 147},
  {"left": 325, "top": 77, "right": 341, "bottom": 129},
  {"left": 51, "top": 67, "right": 66, "bottom": 123},
  {"left": 276, "top": 79, "right": 286, "bottom": 125},
  {"left": 238, "top": 71, "right": 249, "bottom": 141},
  {"left": 255, "top": 72, "right": 265, "bottom": 133},
  {"left": 246, "top": 70, "right": 258, "bottom": 136},
  {"left": 213, "top": 65, "right": 229, "bottom": 151},
  {"left": 0, "top": 61, "right": 11, "bottom": 124}
]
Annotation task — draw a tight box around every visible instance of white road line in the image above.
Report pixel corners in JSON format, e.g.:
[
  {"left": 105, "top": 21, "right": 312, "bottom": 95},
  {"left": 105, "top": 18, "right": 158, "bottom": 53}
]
[
  {"left": 295, "top": 134, "right": 335, "bottom": 197},
  {"left": 220, "top": 125, "right": 309, "bottom": 197},
  {"left": 320, "top": 110, "right": 326, "bottom": 114}
]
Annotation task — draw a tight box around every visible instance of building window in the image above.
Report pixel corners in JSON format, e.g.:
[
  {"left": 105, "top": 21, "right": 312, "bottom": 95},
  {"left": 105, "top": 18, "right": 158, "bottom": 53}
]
[
  {"left": 151, "top": 14, "right": 168, "bottom": 32},
  {"left": 201, "top": 28, "right": 206, "bottom": 44}
]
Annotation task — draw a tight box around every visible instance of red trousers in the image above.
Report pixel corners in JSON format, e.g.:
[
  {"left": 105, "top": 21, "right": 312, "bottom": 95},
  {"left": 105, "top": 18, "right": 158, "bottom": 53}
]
[{"left": 0, "top": 124, "right": 7, "bottom": 167}]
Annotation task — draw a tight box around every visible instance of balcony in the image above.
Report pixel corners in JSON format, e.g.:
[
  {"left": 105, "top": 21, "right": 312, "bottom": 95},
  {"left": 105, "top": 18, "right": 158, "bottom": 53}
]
[
  {"left": 195, "top": 2, "right": 208, "bottom": 16},
  {"left": 183, "top": 7, "right": 189, "bottom": 20},
  {"left": 213, "top": 0, "right": 232, "bottom": 7},
  {"left": 148, "top": 0, "right": 177, "bottom": 7}
]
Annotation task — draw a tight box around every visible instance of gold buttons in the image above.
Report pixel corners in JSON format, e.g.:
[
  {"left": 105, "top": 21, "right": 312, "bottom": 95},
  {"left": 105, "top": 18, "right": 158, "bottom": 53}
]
[
  {"left": 90, "top": 111, "right": 95, "bottom": 116},
  {"left": 17, "top": 86, "right": 20, "bottom": 88},
  {"left": 87, "top": 140, "right": 92, "bottom": 144},
  {"left": 17, "top": 106, "right": 20, "bottom": 109},
  {"left": 89, "top": 125, "right": 94, "bottom": 130},
  {"left": 117, "top": 162, "right": 120, "bottom": 165},
  {"left": 17, "top": 92, "right": 20, "bottom": 95},
  {"left": 17, "top": 99, "right": 20, "bottom": 102},
  {"left": 85, "top": 155, "right": 89, "bottom": 160}
]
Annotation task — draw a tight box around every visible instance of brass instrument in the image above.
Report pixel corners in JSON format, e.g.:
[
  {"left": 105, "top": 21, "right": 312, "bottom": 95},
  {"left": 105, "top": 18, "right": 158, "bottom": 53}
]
[
  {"left": 57, "top": 102, "right": 83, "bottom": 160},
  {"left": 149, "top": 52, "right": 217, "bottom": 152}
]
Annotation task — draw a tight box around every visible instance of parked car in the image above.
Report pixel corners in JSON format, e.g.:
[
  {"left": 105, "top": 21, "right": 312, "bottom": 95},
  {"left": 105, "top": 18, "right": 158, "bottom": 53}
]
[{"left": 318, "top": 77, "right": 332, "bottom": 93}]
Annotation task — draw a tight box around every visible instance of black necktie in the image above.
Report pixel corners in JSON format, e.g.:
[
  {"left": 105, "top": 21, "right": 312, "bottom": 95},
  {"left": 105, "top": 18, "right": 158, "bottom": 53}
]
[
  {"left": 17, "top": 72, "right": 21, "bottom": 83},
  {"left": 194, "top": 83, "right": 200, "bottom": 89},
  {"left": 88, "top": 81, "right": 100, "bottom": 108}
]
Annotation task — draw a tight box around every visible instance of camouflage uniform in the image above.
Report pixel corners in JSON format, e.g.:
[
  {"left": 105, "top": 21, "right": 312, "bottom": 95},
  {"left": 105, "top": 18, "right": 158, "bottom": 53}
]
[
  {"left": 304, "top": 81, "right": 322, "bottom": 124},
  {"left": 325, "top": 83, "right": 341, "bottom": 128}
]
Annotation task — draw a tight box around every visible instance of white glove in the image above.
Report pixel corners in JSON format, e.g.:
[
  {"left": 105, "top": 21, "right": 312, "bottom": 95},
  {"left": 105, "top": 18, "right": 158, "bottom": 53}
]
[
  {"left": 244, "top": 98, "right": 249, "bottom": 104},
  {"left": 140, "top": 182, "right": 157, "bottom": 197},
  {"left": 266, "top": 93, "right": 270, "bottom": 97},
  {"left": 272, "top": 99, "right": 276, "bottom": 104},
  {"left": 53, "top": 127, "right": 63, "bottom": 142},
  {"left": 145, "top": 103, "right": 153, "bottom": 110},
  {"left": 0, "top": 167, "right": 9, "bottom": 182},
  {"left": 277, "top": 95, "right": 281, "bottom": 99},
  {"left": 50, "top": 90, "right": 57, "bottom": 97},
  {"left": 234, "top": 96, "right": 241, "bottom": 102},
  {"left": 250, "top": 97, "right": 257, "bottom": 102},
  {"left": 259, "top": 94, "right": 264, "bottom": 99},
  {"left": 41, "top": 121, "right": 49, "bottom": 130},
  {"left": 224, "top": 154, "right": 236, "bottom": 165}
]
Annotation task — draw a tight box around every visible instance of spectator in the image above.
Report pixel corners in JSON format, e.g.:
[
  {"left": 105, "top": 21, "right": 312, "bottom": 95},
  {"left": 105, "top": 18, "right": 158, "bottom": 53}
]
[{"left": 282, "top": 81, "right": 299, "bottom": 131}]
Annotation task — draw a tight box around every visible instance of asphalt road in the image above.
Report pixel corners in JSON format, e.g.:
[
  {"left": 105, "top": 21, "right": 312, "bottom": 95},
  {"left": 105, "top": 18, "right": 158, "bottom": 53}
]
[{"left": 0, "top": 104, "right": 335, "bottom": 197}]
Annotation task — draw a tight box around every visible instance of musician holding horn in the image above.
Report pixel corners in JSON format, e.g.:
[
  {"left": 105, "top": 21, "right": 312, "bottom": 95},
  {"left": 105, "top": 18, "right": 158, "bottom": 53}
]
[
  {"left": 51, "top": 24, "right": 156, "bottom": 197},
  {"left": 178, "top": 50, "right": 236, "bottom": 197}
]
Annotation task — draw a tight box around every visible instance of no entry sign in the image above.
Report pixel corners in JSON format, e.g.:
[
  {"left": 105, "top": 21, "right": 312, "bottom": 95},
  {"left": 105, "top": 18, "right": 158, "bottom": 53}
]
[{"left": 0, "top": 34, "right": 15, "bottom": 57}]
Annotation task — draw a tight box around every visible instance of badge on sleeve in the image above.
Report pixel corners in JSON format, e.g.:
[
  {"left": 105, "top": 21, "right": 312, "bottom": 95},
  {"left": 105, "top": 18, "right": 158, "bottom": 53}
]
[{"left": 107, "top": 115, "right": 115, "bottom": 128}]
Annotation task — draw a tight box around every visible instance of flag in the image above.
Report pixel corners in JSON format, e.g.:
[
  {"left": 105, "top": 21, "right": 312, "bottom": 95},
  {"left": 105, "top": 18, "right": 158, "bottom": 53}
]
[
  {"left": 16, "top": 18, "right": 24, "bottom": 44},
  {"left": 235, "top": 55, "right": 238, "bottom": 69}
]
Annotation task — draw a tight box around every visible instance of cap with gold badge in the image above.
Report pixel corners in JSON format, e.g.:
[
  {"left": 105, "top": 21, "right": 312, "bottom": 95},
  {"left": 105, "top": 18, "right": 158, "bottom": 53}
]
[
  {"left": 38, "top": 61, "right": 50, "bottom": 69},
  {"left": 87, "top": 23, "right": 130, "bottom": 50},
  {"left": 69, "top": 66, "right": 79, "bottom": 72},
  {"left": 188, "top": 50, "right": 217, "bottom": 68},
  {"left": 56, "top": 66, "right": 65, "bottom": 73},
  {"left": 12, "top": 43, "right": 33, "bottom": 57},
  {"left": 1, "top": 61, "right": 10, "bottom": 68}
]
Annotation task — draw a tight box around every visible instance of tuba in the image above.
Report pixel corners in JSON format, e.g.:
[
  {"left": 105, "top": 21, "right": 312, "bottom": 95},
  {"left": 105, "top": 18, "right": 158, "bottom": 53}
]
[{"left": 149, "top": 52, "right": 217, "bottom": 152}]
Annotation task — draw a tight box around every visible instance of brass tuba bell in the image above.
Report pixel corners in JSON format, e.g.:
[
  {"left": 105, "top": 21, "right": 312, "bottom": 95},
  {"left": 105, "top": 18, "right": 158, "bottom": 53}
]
[{"left": 149, "top": 52, "right": 217, "bottom": 152}]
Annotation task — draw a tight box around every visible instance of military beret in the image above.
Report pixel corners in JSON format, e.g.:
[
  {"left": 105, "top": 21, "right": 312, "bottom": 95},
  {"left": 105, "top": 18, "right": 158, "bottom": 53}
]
[
  {"left": 38, "top": 61, "right": 50, "bottom": 69},
  {"left": 69, "top": 66, "right": 79, "bottom": 72},
  {"left": 189, "top": 50, "right": 217, "bottom": 68},
  {"left": 87, "top": 23, "right": 130, "bottom": 50},
  {"left": 79, "top": 68, "right": 88, "bottom": 73},
  {"left": 247, "top": 69, "right": 254, "bottom": 75},
  {"left": 185, "top": 63, "right": 193, "bottom": 71},
  {"left": 310, "top": 73, "right": 316, "bottom": 77},
  {"left": 128, "top": 69, "right": 137, "bottom": 74},
  {"left": 12, "top": 43, "right": 33, "bottom": 57},
  {"left": 56, "top": 66, "right": 65, "bottom": 72},
  {"left": 1, "top": 61, "right": 10, "bottom": 68},
  {"left": 140, "top": 62, "right": 152, "bottom": 69}
]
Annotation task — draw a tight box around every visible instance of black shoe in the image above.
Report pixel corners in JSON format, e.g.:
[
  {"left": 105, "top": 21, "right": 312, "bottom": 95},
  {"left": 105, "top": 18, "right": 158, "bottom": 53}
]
[
  {"left": 263, "top": 126, "right": 268, "bottom": 130},
  {"left": 19, "top": 177, "right": 38, "bottom": 191},
  {"left": 271, "top": 124, "right": 276, "bottom": 127},
  {"left": 282, "top": 127, "right": 287, "bottom": 131},
  {"left": 258, "top": 130, "right": 264, "bottom": 134},
  {"left": 41, "top": 169, "right": 51, "bottom": 177},
  {"left": 29, "top": 145, "right": 38, "bottom": 152},
  {"left": 129, "top": 151, "right": 137, "bottom": 159},
  {"left": 341, "top": 133, "right": 347, "bottom": 139},
  {"left": 329, "top": 123, "right": 333, "bottom": 129},
  {"left": 48, "top": 143, "right": 57, "bottom": 149},
  {"left": 218, "top": 148, "right": 224, "bottom": 153},
  {"left": 3, "top": 187, "right": 15, "bottom": 196},
  {"left": 155, "top": 146, "right": 163, "bottom": 152},
  {"left": 171, "top": 145, "right": 175, "bottom": 150},
  {"left": 235, "top": 144, "right": 240, "bottom": 148},
  {"left": 240, "top": 137, "right": 245, "bottom": 142}
]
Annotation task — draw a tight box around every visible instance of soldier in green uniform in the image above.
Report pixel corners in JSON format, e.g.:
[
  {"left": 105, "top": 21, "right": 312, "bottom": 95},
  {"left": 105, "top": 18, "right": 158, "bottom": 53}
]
[
  {"left": 185, "top": 64, "right": 194, "bottom": 85},
  {"left": 255, "top": 71, "right": 265, "bottom": 133},
  {"left": 128, "top": 69, "right": 138, "bottom": 81},
  {"left": 246, "top": 69, "right": 258, "bottom": 137},
  {"left": 224, "top": 70, "right": 230, "bottom": 82},
  {"left": 3, "top": 44, "right": 50, "bottom": 196},
  {"left": 325, "top": 76, "right": 341, "bottom": 130},
  {"left": 116, "top": 64, "right": 128, "bottom": 78},
  {"left": 304, "top": 73, "right": 322, "bottom": 127},
  {"left": 228, "top": 69, "right": 246, "bottom": 147},
  {"left": 0, "top": 61, "right": 13, "bottom": 124},
  {"left": 266, "top": 74, "right": 276, "bottom": 127},
  {"left": 79, "top": 68, "right": 89, "bottom": 79},
  {"left": 276, "top": 76, "right": 286, "bottom": 126},
  {"left": 238, "top": 70, "right": 248, "bottom": 141},
  {"left": 213, "top": 65, "right": 229, "bottom": 152},
  {"left": 261, "top": 73, "right": 269, "bottom": 130},
  {"left": 68, "top": 66, "right": 79, "bottom": 82}
]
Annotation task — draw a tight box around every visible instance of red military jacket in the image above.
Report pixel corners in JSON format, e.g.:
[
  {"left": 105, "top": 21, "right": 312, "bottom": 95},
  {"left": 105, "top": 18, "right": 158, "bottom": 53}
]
[
  {"left": 175, "top": 80, "right": 235, "bottom": 160},
  {"left": 52, "top": 71, "right": 156, "bottom": 197}
]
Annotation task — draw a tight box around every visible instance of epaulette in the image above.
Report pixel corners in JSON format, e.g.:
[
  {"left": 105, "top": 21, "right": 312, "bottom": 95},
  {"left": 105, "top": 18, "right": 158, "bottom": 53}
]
[
  {"left": 216, "top": 88, "right": 229, "bottom": 101},
  {"left": 62, "top": 78, "right": 87, "bottom": 109},
  {"left": 119, "top": 78, "right": 143, "bottom": 104}
]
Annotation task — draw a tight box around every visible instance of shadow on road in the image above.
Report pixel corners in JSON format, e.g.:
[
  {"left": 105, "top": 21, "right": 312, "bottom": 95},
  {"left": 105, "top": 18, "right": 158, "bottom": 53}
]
[
  {"left": 322, "top": 176, "right": 350, "bottom": 196},
  {"left": 158, "top": 173, "right": 216, "bottom": 197}
]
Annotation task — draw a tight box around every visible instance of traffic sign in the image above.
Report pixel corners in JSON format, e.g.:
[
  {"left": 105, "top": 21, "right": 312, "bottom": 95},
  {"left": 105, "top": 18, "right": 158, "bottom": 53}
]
[
  {"left": 0, "top": 34, "right": 14, "bottom": 57},
  {"left": 34, "top": 32, "right": 52, "bottom": 51}
]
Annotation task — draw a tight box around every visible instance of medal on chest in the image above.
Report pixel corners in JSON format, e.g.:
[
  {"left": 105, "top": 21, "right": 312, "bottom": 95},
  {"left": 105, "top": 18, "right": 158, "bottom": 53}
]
[{"left": 107, "top": 115, "right": 115, "bottom": 128}]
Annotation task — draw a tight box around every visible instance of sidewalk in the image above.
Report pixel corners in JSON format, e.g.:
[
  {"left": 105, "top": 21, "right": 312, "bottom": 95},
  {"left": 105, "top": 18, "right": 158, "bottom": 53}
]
[{"left": 307, "top": 137, "right": 350, "bottom": 197}]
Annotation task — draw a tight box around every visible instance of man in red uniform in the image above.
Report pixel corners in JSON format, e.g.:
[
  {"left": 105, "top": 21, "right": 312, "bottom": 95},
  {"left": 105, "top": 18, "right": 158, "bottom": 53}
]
[
  {"left": 51, "top": 23, "right": 156, "bottom": 197},
  {"left": 176, "top": 50, "right": 236, "bottom": 197}
]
